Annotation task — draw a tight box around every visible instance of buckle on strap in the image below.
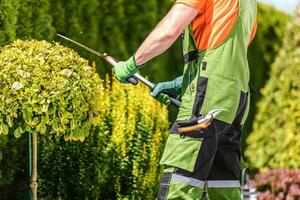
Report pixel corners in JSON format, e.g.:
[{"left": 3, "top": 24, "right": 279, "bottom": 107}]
[{"left": 184, "top": 50, "right": 199, "bottom": 64}]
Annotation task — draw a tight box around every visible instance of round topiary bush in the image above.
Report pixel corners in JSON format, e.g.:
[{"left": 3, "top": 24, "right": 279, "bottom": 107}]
[{"left": 0, "top": 40, "right": 103, "bottom": 141}]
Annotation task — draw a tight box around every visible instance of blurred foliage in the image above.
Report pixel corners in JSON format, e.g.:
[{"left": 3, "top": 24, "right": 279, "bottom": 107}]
[
  {"left": 243, "top": 4, "right": 290, "bottom": 150},
  {"left": 250, "top": 169, "right": 300, "bottom": 200},
  {"left": 246, "top": 8, "right": 300, "bottom": 169},
  {"left": 37, "top": 77, "right": 169, "bottom": 199},
  {"left": 0, "top": 40, "right": 103, "bottom": 141}
]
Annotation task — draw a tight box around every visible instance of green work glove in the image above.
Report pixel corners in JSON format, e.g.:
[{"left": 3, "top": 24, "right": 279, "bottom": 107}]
[
  {"left": 151, "top": 76, "right": 183, "bottom": 105},
  {"left": 113, "top": 56, "right": 139, "bottom": 83}
]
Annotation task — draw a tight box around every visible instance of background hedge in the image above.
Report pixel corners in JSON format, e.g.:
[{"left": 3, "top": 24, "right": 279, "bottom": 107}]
[{"left": 246, "top": 7, "right": 300, "bottom": 169}]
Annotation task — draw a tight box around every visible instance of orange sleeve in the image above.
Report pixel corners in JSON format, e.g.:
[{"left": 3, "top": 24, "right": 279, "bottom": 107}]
[
  {"left": 249, "top": 20, "right": 257, "bottom": 45},
  {"left": 175, "top": 0, "right": 206, "bottom": 14}
]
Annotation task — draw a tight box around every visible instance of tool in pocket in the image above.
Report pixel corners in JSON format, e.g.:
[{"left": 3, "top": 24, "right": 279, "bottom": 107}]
[{"left": 177, "top": 108, "right": 223, "bottom": 133}]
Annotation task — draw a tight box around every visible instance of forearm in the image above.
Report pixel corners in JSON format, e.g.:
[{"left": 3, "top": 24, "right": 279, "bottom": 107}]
[
  {"left": 135, "top": 4, "right": 198, "bottom": 66},
  {"left": 135, "top": 20, "right": 181, "bottom": 65}
]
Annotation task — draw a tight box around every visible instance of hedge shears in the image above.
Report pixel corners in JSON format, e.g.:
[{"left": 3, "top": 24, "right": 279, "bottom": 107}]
[
  {"left": 178, "top": 109, "right": 223, "bottom": 133},
  {"left": 56, "top": 34, "right": 181, "bottom": 108}
]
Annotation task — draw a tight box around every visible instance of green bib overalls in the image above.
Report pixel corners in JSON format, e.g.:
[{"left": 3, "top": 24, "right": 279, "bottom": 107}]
[{"left": 157, "top": 0, "right": 257, "bottom": 199}]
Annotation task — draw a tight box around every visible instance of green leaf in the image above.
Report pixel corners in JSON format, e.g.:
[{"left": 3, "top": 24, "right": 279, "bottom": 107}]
[
  {"left": 6, "top": 115, "right": 14, "bottom": 127},
  {"left": 0, "top": 124, "right": 9, "bottom": 135},
  {"left": 23, "top": 109, "right": 33, "bottom": 124},
  {"left": 13, "top": 127, "right": 22, "bottom": 138},
  {"left": 25, "top": 124, "right": 32, "bottom": 133}
]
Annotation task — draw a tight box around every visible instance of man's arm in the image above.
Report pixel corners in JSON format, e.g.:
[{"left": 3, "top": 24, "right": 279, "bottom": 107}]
[
  {"left": 135, "top": 3, "right": 198, "bottom": 66},
  {"left": 113, "top": 3, "right": 198, "bottom": 83}
]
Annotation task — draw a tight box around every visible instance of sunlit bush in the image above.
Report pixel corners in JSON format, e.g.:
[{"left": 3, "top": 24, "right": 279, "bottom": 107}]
[
  {"left": 246, "top": 7, "right": 300, "bottom": 169},
  {"left": 0, "top": 40, "right": 103, "bottom": 141},
  {"left": 38, "top": 77, "right": 169, "bottom": 199}
]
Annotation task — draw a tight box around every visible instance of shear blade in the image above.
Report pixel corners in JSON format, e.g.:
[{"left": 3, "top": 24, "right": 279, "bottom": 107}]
[{"left": 206, "top": 108, "right": 223, "bottom": 119}]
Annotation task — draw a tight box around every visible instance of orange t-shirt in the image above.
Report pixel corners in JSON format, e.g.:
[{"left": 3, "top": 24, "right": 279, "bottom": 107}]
[{"left": 176, "top": 0, "right": 257, "bottom": 50}]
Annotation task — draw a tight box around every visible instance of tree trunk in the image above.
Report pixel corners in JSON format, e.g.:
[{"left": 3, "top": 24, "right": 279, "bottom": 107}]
[{"left": 30, "top": 133, "right": 38, "bottom": 200}]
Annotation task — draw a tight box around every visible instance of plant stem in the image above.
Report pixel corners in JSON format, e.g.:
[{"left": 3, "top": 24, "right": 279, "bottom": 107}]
[{"left": 30, "top": 133, "right": 38, "bottom": 200}]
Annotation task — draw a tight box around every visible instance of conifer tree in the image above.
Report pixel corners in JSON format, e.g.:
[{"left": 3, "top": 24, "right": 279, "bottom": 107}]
[
  {"left": 31, "top": 0, "right": 55, "bottom": 41},
  {"left": 99, "top": 0, "right": 127, "bottom": 58},
  {"left": 64, "top": 0, "right": 84, "bottom": 40},
  {"left": 16, "top": 0, "right": 34, "bottom": 40},
  {"left": 50, "top": 0, "right": 66, "bottom": 34},
  {"left": 77, "top": 0, "right": 101, "bottom": 65},
  {"left": 0, "top": 0, "right": 19, "bottom": 46}
]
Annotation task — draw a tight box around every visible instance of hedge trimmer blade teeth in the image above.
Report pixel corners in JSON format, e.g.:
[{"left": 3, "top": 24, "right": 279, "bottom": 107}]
[{"left": 56, "top": 34, "right": 182, "bottom": 108}]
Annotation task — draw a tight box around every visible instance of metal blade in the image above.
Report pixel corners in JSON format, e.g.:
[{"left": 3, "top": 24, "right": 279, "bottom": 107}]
[
  {"left": 207, "top": 108, "right": 223, "bottom": 118},
  {"left": 56, "top": 34, "right": 181, "bottom": 107},
  {"left": 56, "top": 34, "right": 105, "bottom": 58}
]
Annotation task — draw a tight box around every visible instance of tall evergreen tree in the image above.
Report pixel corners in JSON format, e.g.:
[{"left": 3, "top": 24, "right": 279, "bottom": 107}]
[
  {"left": 16, "top": 0, "right": 34, "bottom": 40},
  {"left": 64, "top": 0, "right": 84, "bottom": 40},
  {"left": 122, "top": 0, "right": 158, "bottom": 53},
  {"left": 99, "top": 0, "right": 127, "bottom": 57},
  {"left": 78, "top": 0, "right": 101, "bottom": 67},
  {"left": 0, "top": 0, "right": 19, "bottom": 46},
  {"left": 31, "top": 0, "right": 55, "bottom": 41},
  {"left": 90, "top": 0, "right": 128, "bottom": 76},
  {"left": 50, "top": 0, "right": 66, "bottom": 34}
]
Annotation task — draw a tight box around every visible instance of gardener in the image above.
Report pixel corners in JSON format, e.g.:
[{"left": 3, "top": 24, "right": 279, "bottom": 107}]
[{"left": 114, "top": 0, "right": 257, "bottom": 199}]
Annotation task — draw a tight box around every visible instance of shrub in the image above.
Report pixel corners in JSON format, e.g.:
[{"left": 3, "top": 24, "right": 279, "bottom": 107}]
[
  {"left": 0, "top": 40, "right": 103, "bottom": 141},
  {"left": 37, "top": 77, "right": 169, "bottom": 199},
  {"left": 242, "top": 4, "right": 289, "bottom": 150},
  {"left": 246, "top": 7, "right": 300, "bottom": 169},
  {"left": 0, "top": 39, "right": 105, "bottom": 198},
  {"left": 250, "top": 169, "right": 300, "bottom": 200}
]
